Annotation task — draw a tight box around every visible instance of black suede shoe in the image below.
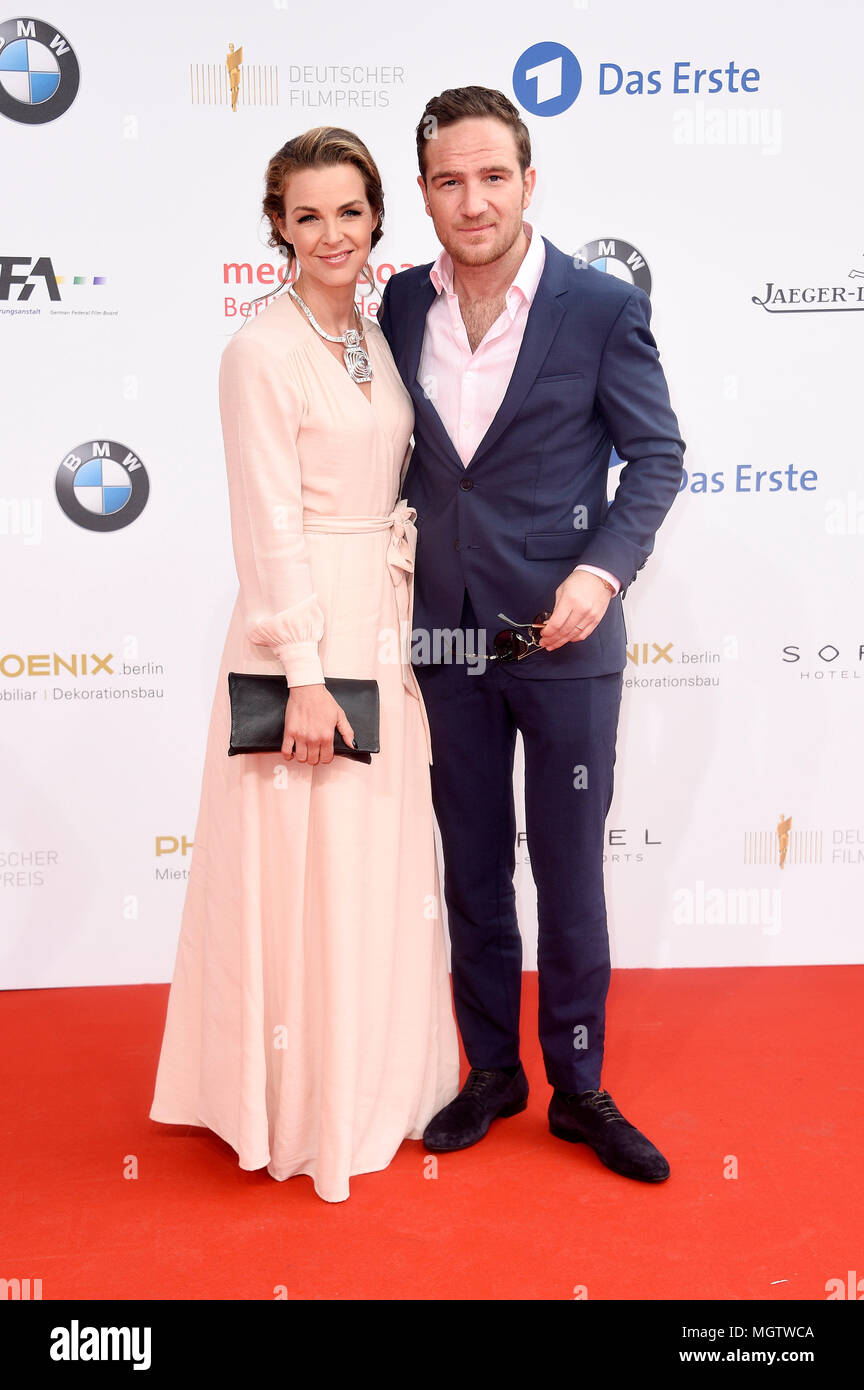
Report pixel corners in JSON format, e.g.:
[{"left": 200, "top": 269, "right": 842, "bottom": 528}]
[
  {"left": 548, "top": 1088, "right": 670, "bottom": 1182},
  {"left": 423, "top": 1065, "right": 529, "bottom": 1152}
]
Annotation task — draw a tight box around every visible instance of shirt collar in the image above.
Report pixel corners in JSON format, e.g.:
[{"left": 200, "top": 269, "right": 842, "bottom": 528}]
[{"left": 429, "top": 220, "right": 545, "bottom": 310}]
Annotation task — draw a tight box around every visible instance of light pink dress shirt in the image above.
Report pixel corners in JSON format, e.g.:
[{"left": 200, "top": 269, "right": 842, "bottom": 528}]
[{"left": 416, "top": 222, "right": 621, "bottom": 595}]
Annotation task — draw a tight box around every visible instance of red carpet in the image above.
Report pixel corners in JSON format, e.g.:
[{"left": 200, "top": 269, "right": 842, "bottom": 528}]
[{"left": 1, "top": 967, "right": 861, "bottom": 1301}]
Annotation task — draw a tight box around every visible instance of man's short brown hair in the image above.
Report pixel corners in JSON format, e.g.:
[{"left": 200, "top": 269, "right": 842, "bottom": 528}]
[{"left": 416, "top": 86, "right": 532, "bottom": 179}]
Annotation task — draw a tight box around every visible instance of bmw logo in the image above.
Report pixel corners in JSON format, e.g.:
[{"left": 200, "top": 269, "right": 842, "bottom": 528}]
[
  {"left": 0, "top": 16, "right": 80, "bottom": 124},
  {"left": 55, "top": 441, "right": 150, "bottom": 532},
  {"left": 573, "top": 238, "right": 652, "bottom": 297}
]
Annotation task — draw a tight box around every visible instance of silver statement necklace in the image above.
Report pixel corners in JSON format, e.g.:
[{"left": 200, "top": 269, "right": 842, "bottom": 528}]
[{"left": 287, "top": 284, "right": 373, "bottom": 383}]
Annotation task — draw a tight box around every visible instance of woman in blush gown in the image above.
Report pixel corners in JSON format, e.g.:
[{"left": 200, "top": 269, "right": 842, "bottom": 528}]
[{"left": 149, "top": 127, "right": 459, "bottom": 1204}]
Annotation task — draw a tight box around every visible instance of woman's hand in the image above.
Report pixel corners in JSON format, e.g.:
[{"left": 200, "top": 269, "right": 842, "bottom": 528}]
[{"left": 282, "top": 684, "right": 355, "bottom": 766}]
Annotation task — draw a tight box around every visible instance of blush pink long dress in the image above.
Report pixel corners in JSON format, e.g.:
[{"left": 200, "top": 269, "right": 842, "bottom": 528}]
[{"left": 149, "top": 289, "right": 460, "bottom": 1203}]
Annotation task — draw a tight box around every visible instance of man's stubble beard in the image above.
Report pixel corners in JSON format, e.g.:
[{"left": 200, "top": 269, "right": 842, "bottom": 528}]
[{"left": 439, "top": 206, "right": 526, "bottom": 270}]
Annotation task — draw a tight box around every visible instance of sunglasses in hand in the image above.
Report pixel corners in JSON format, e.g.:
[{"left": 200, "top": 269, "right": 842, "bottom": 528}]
[{"left": 489, "top": 611, "right": 554, "bottom": 663}]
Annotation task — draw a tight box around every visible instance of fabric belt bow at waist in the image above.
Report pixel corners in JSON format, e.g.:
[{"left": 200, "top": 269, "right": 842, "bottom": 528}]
[{"left": 302, "top": 500, "right": 433, "bottom": 764}]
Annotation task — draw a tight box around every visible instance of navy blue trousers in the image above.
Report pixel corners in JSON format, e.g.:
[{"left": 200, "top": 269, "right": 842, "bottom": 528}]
[{"left": 414, "top": 590, "right": 623, "bottom": 1092}]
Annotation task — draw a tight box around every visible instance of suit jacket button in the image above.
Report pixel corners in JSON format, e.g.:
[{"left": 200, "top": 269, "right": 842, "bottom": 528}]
[
  {"left": 454, "top": 539, "right": 461, "bottom": 550},
  {"left": 459, "top": 478, "right": 473, "bottom": 490}
]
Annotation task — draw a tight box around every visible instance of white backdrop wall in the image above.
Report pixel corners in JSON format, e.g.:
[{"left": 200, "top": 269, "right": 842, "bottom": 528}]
[{"left": 1, "top": 0, "right": 861, "bottom": 988}]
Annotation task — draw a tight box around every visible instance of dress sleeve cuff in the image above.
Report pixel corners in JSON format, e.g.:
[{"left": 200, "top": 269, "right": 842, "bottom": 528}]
[{"left": 274, "top": 641, "right": 325, "bottom": 687}]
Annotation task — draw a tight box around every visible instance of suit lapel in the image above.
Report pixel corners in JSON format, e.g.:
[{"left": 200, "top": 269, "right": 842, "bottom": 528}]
[
  {"left": 467, "top": 238, "right": 569, "bottom": 469},
  {"left": 400, "top": 237, "right": 572, "bottom": 474},
  {"left": 402, "top": 275, "right": 466, "bottom": 474},
  {"left": 402, "top": 274, "right": 436, "bottom": 386}
]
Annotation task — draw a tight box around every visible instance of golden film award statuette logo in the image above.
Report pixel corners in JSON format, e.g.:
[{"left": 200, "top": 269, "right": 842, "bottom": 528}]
[
  {"left": 744, "top": 813, "right": 823, "bottom": 868},
  {"left": 189, "top": 42, "right": 277, "bottom": 108},
  {"left": 226, "top": 42, "right": 241, "bottom": 111},
  {"left": 776, "top": 812, "right": 791, "bottom": 870}
]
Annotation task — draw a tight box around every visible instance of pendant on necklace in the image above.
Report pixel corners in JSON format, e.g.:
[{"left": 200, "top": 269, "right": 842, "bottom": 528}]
[
  {"left": 342, "top": 329, "right": 373, "bottom": 383},
  {"left": 288, "top": 284, "right": 373, "bottom": 384}
]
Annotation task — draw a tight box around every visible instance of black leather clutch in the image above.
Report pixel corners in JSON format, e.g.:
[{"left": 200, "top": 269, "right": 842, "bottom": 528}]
[{"left": 227, "top": 673, "right": 379, "bottom": 763}]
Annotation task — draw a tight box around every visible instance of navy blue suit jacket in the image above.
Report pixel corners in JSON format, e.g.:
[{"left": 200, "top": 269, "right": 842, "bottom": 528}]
[{"left": 379, "top": 236, "right": 686, "bottom": 678}]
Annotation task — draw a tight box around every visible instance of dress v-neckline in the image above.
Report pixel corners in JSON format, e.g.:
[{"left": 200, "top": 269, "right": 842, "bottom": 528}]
[
  {"left": 319, "top": 330, "right": 369, "bottom": 405},
  {"left": 288, "top": 294, "right": 375, "bottom": 410}
]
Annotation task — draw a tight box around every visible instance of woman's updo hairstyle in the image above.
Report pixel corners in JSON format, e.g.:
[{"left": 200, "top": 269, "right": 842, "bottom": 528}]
[{"left": 262, "top": 125, "right": 384, "bottom": 297}]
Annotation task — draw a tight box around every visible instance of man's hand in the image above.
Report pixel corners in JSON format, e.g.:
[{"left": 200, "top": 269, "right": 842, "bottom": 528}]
[
  {"left": 282, "top": 684, "right": 355, "bottom": 765},
  {"left": 539, "top": 571, "right": 614, "bottom": 650}
]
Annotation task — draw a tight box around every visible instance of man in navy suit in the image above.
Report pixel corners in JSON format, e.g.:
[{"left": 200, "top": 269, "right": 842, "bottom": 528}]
[{"left": 379, "top": 86, "right": 685, "bottom": 1182}]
